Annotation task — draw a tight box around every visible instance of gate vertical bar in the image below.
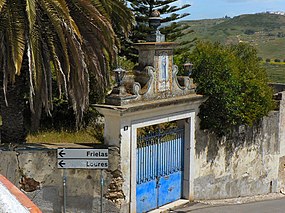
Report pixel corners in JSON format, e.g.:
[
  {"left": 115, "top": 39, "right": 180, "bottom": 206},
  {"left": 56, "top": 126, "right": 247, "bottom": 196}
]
[
  {"left": 137, "top": 126, "right": 185, "bottom": 213},
  {"left": 156, "top": 131, "right": 159, "bottom": 208}
]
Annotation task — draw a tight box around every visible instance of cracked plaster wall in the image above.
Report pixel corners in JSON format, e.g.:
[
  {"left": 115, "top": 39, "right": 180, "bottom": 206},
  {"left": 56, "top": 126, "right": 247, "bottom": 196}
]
[
  {"left": 194, "top": 110, "right": 281, "bottom": 199},
  {"left": 0, "top": 147, "right": 123, "bottom": 213}
]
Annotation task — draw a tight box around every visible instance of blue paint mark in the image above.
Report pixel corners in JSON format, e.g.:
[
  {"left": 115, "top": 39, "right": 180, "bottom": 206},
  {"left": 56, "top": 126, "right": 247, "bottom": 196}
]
[
  {"left": 158, "top": 172, "right": 182, "bottom": 206},
  {"left": 136, "top": 180, "right": 157, "bottom": 213}
]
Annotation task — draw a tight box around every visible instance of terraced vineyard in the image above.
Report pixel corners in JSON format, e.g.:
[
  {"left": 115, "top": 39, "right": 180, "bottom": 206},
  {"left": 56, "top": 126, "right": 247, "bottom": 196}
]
[{"left": 264, "top": 63, "right": 285, "bottom": 83}]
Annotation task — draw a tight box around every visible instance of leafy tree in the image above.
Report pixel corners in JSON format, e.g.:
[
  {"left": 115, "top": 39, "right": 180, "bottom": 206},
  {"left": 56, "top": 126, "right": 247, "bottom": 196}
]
[
  {"left": 182, "top": 42, "right": 274, "bottom": 137},
  {"left": 123, "top": 0, "right": 192, "bottom": 62},
  {"left": 0, "top": 0, "right": 134, "bottom": 143}
]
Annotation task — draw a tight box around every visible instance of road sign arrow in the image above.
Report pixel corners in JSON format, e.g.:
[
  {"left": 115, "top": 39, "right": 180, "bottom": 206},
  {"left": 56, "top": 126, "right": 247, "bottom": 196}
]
[
  {"left": 57, "top": 159, "right": 108, "bottom": 169},
  {"left": 59, "top": 150, "right": 66, "bottom": 158},
  {"left": 58, "top": 160, "right": 66, "bottom": 168},
  {"left": 57, "top": 148, "right": 108, "bottom": 159}
]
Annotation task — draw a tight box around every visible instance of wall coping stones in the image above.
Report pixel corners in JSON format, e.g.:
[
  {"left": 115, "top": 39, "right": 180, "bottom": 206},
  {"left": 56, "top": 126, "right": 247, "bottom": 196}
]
[{"left": 0, "top": 174, "right": 42, "bottom": 213}]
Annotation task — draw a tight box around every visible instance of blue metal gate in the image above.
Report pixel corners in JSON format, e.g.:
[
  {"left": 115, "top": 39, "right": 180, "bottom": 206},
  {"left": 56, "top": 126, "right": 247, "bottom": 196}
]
[{"left": 136, "top": 127, "right": 184, "bottom": 213}]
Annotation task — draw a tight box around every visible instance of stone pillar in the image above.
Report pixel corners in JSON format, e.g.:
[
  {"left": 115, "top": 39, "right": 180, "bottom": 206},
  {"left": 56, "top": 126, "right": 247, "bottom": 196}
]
[{"left": 96, "top": 108, "right": 132, "bottom": 213}]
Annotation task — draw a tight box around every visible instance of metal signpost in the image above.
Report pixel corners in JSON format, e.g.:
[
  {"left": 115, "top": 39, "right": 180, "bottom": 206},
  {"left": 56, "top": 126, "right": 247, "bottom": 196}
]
[{"left": 57, "top": 148, "right": 108, "bottom": 213}]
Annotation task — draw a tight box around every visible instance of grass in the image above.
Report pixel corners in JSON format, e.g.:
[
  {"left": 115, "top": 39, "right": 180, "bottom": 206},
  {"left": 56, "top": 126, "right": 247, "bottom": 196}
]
[
  {"left": 263, "top": 63, "right": 285, "bottom": 83},
  {"left": 27, "top": 129, "right": 101, "bottom": 144},
  {"left": 257, "top": 38, "right": 285, "bottom": 60}
]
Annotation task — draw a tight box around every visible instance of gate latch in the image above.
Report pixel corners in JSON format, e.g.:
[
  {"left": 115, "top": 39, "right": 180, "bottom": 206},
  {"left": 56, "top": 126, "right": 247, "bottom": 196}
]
[{"left": 156, "top": 178, "right": 161, "bottom": 188}]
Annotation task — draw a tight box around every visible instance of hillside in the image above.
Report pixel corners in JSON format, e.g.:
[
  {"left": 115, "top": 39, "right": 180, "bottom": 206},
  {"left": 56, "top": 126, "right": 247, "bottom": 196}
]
[
  {"left": 179, "top": 13, "right": 285, "bottom": 60},
  {"left": 177, "top": 13, "right": 285, "bottom": 83}
]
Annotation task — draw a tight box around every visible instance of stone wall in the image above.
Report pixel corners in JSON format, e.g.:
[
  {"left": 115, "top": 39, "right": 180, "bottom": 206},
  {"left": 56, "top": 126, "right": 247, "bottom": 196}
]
[
  {"left": 0, "top": 145, "right": 122, "bottom": 213},
  {"left": 194, "top": 110, "right": 281, "bottom": 199},
  {"left": 1, "top": 92, "right": 285, "bottom": 212}
]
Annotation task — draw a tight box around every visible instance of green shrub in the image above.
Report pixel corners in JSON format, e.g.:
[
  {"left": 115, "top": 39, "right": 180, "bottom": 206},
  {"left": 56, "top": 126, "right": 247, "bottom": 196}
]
[
  {"left": 244, "top": 29, "right": 255, "bottom": 35},
  {"left": 184, "top": 42, "right": 275, "bottom": 136}
]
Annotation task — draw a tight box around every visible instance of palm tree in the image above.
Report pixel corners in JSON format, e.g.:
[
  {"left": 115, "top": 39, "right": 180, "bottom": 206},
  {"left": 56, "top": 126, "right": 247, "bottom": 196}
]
[{"left": 0, "top": 0, "right": 134, "bottom": 144}]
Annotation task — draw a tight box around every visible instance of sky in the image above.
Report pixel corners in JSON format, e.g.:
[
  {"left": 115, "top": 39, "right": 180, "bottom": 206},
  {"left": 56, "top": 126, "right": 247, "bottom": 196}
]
[{"left": 177, "top": 0, "right": 285, "bottom": 20}]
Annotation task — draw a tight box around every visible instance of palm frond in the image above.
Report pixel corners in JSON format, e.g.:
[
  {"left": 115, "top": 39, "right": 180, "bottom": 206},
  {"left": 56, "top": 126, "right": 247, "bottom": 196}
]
[
  {"left": 1, "top": 0, "right": 134, "bottom": 130},
  {"left": 6, "top": 1, "right": 25, "bottom": 76},
  {"left": 38, "top": 0, "right": 71, "bottom": 78},
  {"left": 0, "top": 0, "right": 5, "bottom": 12},
  {"left": 71, "top": 0, "right": 117, "bottom": 49},
  {"left": 0, "top": 32, "right": 8, "bottom": 106},
  {"left": 46, "top": 0, "right": 82, "bottom": 41},
  {"left": 68, "top": 0, "right": 118, "bottom": 75},
  {"left": 26, "top": 0, "right": 36, "bottom": 30},
  {"left": 67, "top": 35, "right": 89, "bottom": 127}
]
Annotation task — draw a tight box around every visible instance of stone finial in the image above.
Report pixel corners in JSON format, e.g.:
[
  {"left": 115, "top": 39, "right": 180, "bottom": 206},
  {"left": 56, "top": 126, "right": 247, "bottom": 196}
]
[
  {"left": 149, "top": 10, "right": 161, "bottom": 30},
  {"left": 150, "top": 10, "right": 160, "bottom": 17},
  {"left": 147, "top": 10, "right": 164, "bottom": 42}
]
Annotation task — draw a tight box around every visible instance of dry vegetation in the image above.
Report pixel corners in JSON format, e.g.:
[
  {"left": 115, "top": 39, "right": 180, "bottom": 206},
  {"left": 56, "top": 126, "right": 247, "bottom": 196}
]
[{"left": 27, "top": 130, "right": 101, "bottom": 144}]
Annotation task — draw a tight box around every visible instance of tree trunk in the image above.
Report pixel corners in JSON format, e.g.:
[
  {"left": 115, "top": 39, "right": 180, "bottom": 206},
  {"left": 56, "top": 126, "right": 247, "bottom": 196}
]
[
  {"left": 0, "top": 75, "right": 27, "bottom": 144},
  {"left": 30, "top": 95, "right": 42, "bottom": 133}
]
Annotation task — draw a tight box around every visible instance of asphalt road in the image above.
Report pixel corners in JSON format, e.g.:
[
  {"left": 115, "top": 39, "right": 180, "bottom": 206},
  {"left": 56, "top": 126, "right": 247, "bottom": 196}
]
[{"left": 172, "top": 197, "right": 285, "bottom": 213}]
